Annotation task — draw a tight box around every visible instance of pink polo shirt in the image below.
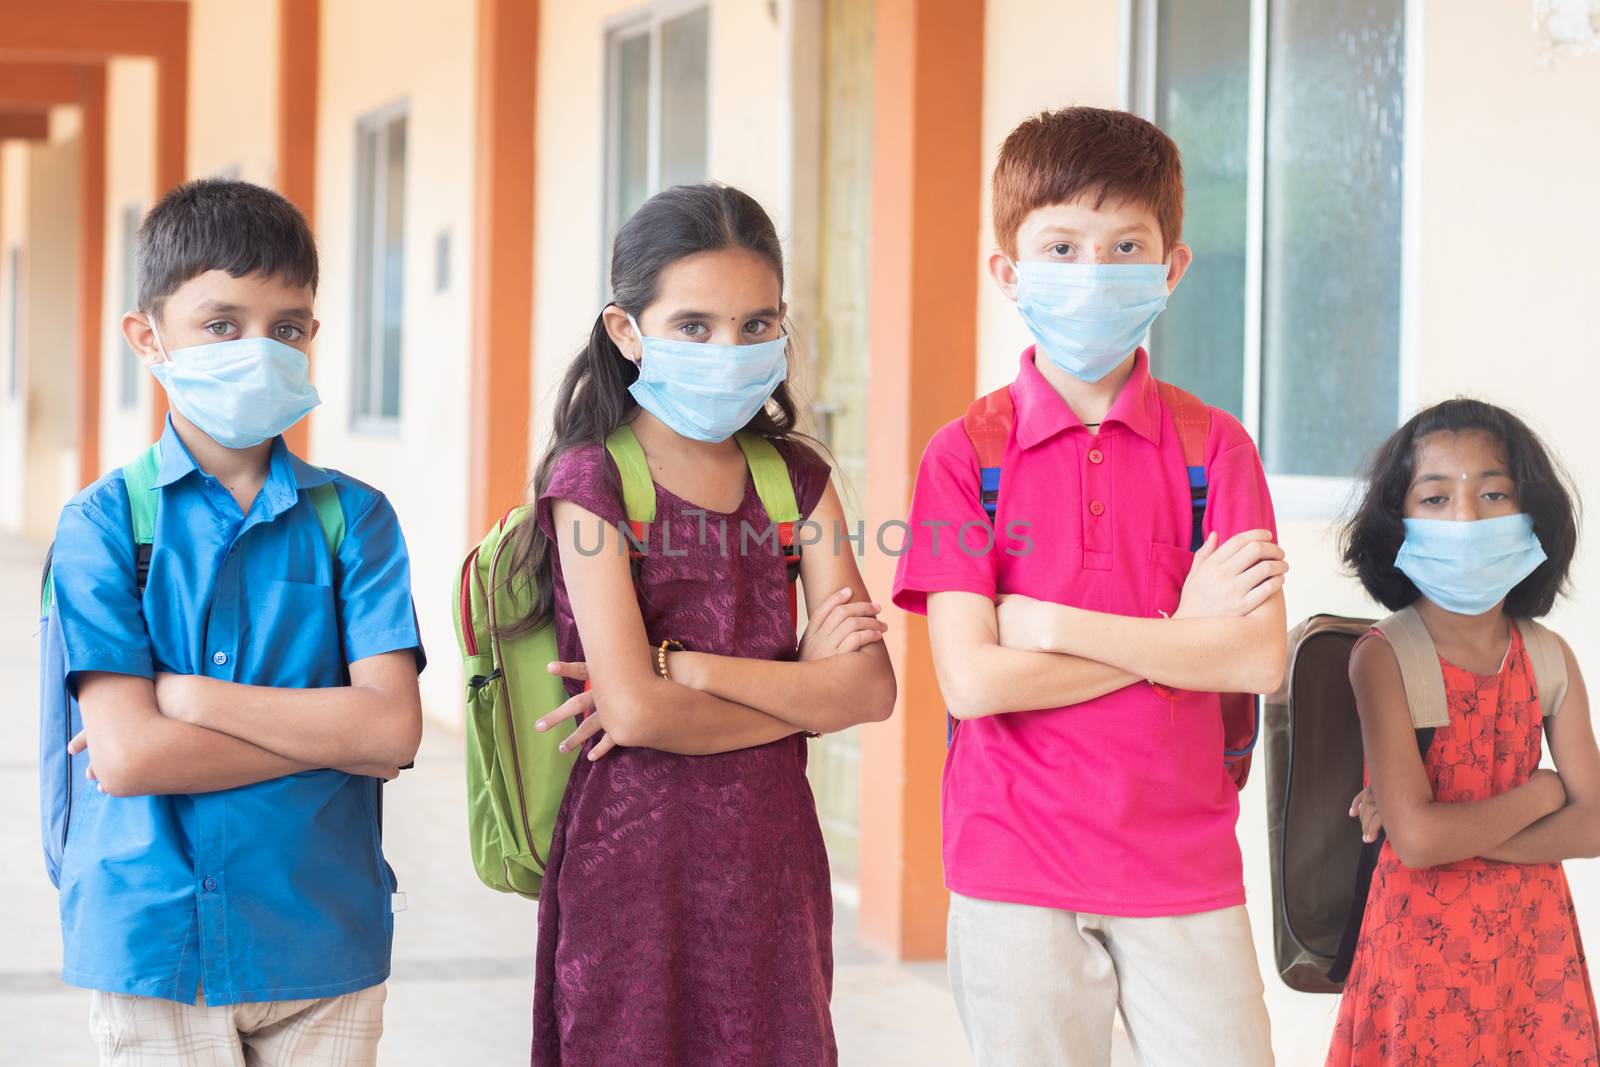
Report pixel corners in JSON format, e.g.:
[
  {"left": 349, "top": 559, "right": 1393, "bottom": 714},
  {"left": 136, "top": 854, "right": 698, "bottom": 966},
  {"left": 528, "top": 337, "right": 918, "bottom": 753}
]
[{"left": 892, "top": 347, "right": 1276, "bottom": 917}]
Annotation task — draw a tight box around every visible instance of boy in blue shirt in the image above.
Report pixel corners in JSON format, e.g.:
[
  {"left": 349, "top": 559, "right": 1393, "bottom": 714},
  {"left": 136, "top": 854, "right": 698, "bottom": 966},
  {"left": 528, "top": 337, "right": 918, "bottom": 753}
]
[{"left": 50, "top": 179, "right": 423, "bottom": 1065}]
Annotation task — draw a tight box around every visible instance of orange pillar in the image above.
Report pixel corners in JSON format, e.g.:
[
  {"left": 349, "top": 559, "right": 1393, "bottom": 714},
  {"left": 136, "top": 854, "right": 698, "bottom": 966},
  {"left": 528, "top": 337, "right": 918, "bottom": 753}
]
[
  {"left": 468, "top": 0, "right": 538, "bottom": 535},
  {"left": 77, "top": 64, "right": 108, "bottom": 486},
  {"left": 857, "top": 0, "right": 987, "bottom": 961},
  {"left": 277, "top": 0, "right": 318, "bottom": 456}
]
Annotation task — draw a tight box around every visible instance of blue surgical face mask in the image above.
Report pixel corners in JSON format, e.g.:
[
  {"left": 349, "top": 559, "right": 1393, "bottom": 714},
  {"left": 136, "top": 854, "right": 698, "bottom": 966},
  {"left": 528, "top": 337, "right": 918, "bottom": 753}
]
[
  {"left": 1013, "top": 261, "right": 1172, "bottom": 383},
  {"left": 147, "top": 318, "right": 321, "bottom": 449},
  {"left": 1395, "top": 512, "right": 1548, "bottom": 617},
  {"left": 624, "top": 311, "right": 789, "bottom": 443}
]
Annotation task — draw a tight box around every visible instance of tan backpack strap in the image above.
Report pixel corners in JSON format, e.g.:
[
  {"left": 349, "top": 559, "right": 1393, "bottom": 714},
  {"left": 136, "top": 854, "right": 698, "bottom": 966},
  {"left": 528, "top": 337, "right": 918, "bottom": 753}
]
[
  {"left": 1373, "top": 605, "right": 1451, "bottom": 729},
  {"left": 1518, "top": 619, "right": 1570, "bottom": 717}
]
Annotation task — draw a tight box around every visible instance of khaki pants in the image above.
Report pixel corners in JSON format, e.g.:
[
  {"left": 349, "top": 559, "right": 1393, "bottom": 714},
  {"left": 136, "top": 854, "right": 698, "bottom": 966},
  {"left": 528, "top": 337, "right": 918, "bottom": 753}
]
[
  {"left": 948, "top": 894, "right": 1274, "bottom": 1067},
  {"left": 89, "top": 983, "right": 386, "bottom": 1067}
]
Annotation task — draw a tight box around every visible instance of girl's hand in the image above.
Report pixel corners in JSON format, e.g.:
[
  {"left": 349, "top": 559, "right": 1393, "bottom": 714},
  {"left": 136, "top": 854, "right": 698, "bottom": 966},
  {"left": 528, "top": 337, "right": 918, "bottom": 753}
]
[
  {"left": 1350, "top": 787, "right": 1384, "bottom": 843},
  {"left": 1174, "top": 530, "right": 1287, "bottom": 619},
  {"left": 798, "top": 587, "right": 887, "bottom": 661},
  {"left": 995, "top": 593, "right": 1053, "bottom": 652},
  {"left": 537, "top": 661, "right": 618, "bottom": 761}
]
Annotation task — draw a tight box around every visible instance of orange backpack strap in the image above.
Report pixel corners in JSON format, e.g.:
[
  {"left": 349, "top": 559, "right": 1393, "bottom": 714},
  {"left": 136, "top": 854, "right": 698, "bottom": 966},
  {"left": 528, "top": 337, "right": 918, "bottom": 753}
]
[
  {"left": 1156, "top": 380, "right": 1211, "bottom": 552},
  {"left": 962, "top": 386, "right": 1015, "bottom": 518}
]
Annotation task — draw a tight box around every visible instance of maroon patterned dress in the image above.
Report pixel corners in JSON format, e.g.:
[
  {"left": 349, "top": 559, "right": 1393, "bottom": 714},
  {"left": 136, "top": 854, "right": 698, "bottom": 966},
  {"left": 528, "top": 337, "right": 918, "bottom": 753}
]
[
  {"left": 1328, "top": 625, "right": 1600, "bottom": 1066},
  {"left": 531, "top": 438, "right": 837, "bottom": 1067}
]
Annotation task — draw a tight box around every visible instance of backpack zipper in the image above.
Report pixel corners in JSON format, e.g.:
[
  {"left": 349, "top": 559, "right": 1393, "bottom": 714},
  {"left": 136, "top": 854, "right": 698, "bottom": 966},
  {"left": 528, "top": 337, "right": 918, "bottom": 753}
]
[{"left": 483, "top": 533, "right": 543, "bottom": 871}]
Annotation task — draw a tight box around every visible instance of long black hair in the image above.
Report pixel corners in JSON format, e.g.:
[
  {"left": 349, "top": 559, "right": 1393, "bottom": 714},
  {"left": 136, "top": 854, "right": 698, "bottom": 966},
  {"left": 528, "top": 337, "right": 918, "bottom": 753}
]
[
  {"left": 498, "top": 182, "right": 809, "bottom": 636},
  {"left": 1341, "top": 398, "right": 1580, "bottom": 617}
]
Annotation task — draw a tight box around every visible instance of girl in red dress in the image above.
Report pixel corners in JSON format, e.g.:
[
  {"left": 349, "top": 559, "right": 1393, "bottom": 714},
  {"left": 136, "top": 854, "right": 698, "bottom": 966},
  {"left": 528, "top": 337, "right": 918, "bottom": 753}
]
[{"left": 1331, "top": 399, "right": 1598, "bottom": 1066}]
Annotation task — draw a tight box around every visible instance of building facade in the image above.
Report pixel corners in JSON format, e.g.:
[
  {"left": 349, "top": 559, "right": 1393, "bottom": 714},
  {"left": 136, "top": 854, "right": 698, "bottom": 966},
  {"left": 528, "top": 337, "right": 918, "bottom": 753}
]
[{"left": 2, "top": 2, "right": 1597, "bottom": 1059}]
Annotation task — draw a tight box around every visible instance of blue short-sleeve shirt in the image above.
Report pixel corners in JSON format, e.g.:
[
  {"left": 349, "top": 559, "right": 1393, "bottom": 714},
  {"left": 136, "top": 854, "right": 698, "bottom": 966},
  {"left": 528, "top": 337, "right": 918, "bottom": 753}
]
[{"left": 50, "top": 419, "right": 424, "bottom": 1004}]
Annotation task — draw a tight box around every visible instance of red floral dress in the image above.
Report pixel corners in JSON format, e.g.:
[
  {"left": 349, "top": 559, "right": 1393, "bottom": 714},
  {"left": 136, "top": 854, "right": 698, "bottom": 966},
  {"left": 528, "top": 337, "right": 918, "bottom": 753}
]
[{"left": 1328, "top": 625, "right": 1600, "bottom": 1066}]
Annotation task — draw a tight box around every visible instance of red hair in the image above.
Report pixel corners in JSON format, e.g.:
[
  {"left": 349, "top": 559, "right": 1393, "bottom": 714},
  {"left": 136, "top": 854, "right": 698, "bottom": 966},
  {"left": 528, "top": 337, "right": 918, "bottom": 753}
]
[{"left": 992, "top": 107, "right": 1184, "bottom": 258}]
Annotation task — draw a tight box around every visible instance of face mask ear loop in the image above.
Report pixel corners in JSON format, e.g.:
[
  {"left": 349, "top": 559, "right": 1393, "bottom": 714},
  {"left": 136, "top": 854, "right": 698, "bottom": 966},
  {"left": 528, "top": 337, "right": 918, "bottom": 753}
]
[
  {"left": 622, "top": 310, "right": 647, "bottom": 363},
  {"left": 146, "top": 314, "right": 172, "bottom": 364}
]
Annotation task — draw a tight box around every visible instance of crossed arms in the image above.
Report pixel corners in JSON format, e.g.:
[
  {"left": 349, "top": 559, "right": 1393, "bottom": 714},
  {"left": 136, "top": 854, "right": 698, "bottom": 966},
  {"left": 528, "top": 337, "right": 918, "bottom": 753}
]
[
  {"left": 73, "top": 651, "right": 422, "bottom": 798},
  {"left": 535, "top": 479, "right": 897, "bottom": 759},
  {"left": 929, "top": 528, "right": 1290, "bottom": 721}
]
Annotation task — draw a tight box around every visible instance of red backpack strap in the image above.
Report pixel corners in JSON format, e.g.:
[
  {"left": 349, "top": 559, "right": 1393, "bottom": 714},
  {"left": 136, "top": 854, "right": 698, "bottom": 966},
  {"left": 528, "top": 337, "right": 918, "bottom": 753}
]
[
  {"left": 962, "top": 385, "right": 1015, "bottom": 519},
  {"left": 1156, "top": 380, "right": 1211, "bottom": 552}
]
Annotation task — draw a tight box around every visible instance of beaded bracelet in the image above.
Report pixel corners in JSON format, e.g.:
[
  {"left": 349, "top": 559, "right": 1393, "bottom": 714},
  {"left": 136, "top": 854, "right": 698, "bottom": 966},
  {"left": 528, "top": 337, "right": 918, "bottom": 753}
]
[{"left": 656, "top": 639, "right": 685, "bottom": 680}]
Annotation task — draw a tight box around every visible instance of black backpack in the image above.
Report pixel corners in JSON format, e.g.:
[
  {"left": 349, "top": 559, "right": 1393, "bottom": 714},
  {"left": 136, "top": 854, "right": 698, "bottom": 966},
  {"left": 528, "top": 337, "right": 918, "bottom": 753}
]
[{"left": 1264, "top": 606, "right": 1570, "bottom": 993}]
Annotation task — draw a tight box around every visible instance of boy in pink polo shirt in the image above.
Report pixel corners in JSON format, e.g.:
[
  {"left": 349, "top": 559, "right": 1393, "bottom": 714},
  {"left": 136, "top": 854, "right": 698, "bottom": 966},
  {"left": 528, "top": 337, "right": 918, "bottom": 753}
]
[{"left": 893, "top": 107, "right": 1289, "bottom": 1066}]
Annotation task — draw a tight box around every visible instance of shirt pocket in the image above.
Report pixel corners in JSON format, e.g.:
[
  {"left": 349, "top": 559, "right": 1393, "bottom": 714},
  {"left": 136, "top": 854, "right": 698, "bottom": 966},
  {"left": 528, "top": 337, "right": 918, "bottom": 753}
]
[
  {"left": 252, "top": 580, "right": 342, "bottom": 683},
  {"left": 1147, "top": 543, "right": 1195, "bottom": 619}
]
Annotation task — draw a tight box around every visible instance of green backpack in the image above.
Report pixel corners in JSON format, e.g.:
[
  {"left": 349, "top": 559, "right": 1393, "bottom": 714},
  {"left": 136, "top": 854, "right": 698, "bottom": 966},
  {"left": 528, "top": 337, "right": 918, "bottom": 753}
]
[{"left": 453, "top": 425, "right": 804, "bottom": 898}]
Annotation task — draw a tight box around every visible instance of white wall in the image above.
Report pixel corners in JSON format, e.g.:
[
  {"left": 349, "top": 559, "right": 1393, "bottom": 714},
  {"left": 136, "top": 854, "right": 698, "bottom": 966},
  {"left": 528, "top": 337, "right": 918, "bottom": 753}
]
[
  {"left": 531, "top": 0, "right": 794, "bottom": 447},
  {"left": 99, "top": 58, "right": 158, "bottom": 470},
  {"left": 313, "top": 0, "right": 478, "bottom": 725},
  {"left": 0, "top": 142, "right": 33, "bottom": 533},
  {"left": 187, "top": 0, "right": 280, "bottom": 183},
  {"left": 19, "top": 114, "right": 84, "bottom": 544},
  {"left": 980, "top": 1, "right": 1600, "bottom": 1062}
]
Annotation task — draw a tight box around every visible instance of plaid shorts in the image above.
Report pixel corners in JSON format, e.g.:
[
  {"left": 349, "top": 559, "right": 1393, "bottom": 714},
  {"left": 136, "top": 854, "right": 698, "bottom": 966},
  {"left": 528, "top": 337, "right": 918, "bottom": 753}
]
[{"left": 89, "top": 983, "right": 387, "bottom": 1067}]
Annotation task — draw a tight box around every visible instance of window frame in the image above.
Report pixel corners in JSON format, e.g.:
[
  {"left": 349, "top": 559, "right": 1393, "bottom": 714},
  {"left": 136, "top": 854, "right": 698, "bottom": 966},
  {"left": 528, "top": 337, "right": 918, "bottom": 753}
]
[
  {"left": 349, "top": 98, "right": 410, "bottom": 437},
  {"left": 1120, "top": 0, "right": 1424, "bottom": 519},
  {"left": 599, "top": 0, "right": 713, "bottom": 295}
]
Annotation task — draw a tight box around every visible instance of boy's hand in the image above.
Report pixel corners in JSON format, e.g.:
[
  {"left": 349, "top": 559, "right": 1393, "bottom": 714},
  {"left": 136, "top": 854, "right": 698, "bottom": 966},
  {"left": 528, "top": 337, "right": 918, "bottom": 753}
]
[
  {"left": 153, "top": 672, "right": 211, "bottom": 724},
  {"left": 994, "top": 593, "right": 1054, "bottom": 652},
  {"left": 67, "top": 729, "right": 105, "bottom": 787},
  {"left": 799, "top": 588, "right": 887, "bottom": 661},
  {"left": 1174, "top": 530, "right": 1287, "bottom": 619}
]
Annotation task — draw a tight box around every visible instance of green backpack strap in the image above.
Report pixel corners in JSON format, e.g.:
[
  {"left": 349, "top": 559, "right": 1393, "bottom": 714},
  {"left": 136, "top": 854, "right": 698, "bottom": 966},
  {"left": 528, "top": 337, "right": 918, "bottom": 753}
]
[
  {"left": 306, "top": 481, "right": 346, "bottom": 559},
  {"left": 735, "top": 432, "right": 800, "bottom": 524},
  {"left": 603, "top": 426, "right": 658, "bottom": 550},
  {"left": 122, "top": 443, "right": 163, "bottom": 546},
  {"left": 735, "top": 433, "right": 804, "bottom": 631}
]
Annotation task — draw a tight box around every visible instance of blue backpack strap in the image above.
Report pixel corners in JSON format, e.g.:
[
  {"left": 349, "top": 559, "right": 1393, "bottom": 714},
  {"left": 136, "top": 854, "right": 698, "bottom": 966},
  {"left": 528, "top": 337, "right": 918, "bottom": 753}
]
[
  {"left": 1156, "top": 380, "right": 1210, "bottom": 551},
  {"left": 962, "top": 386, "right": 1014, "bottom": 519},
  {"left": 952, "top": 387, "right": 1016, "bottom": 745}
]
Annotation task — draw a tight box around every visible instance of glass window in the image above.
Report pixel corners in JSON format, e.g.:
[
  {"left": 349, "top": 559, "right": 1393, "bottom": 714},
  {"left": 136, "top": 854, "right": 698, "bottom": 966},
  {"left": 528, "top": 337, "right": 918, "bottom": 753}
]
[
  {"left": 119, "top": 206, "right": 142, "bottom": 410},
  {"left": 603, "top": 5, "right": 711, "bottom": 286},
  {"left": 1260, "top": 0, "right": 1405, "bottom": 476},
  {"left": 1146, "top": 0, "right": 1251, "bottom": 421},
  {"left": 1134, "top": 0, "right": 1407, "bottom": 480},
  {"left": 352, "top": 106, "right": 408, "bottom": 429}
]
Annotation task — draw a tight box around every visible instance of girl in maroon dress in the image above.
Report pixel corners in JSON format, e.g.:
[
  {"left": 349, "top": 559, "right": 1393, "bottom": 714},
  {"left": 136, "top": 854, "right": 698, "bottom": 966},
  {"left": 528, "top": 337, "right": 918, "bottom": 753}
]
[
  {"left": 498, "top": 183, "right": 897, "bottom": 1066},
  {"left": 1332, "top": 399, "right": 1598, "bottom": 1066}
]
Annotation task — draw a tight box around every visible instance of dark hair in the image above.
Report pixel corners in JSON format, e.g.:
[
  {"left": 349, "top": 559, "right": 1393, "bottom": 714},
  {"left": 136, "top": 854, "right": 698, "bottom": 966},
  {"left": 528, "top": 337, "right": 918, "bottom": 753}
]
[
  {"left": 136, "top": 178, "right": 318, "bottom": 316},
  {"left": 992, "top": 106, "right": 1183, "bottom": 259},
  {"left": 498, "top": 182, "right": 809, "bottom": 636},
  {"left": 1341, "top": 398, "right": 1580, "bottom": 617}
]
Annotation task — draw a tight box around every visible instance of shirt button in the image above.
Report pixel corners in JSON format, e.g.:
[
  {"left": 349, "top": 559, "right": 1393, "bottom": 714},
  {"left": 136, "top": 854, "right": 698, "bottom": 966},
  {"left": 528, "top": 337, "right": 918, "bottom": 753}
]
[
  {"left": 1089, "top": 500, "right": 1106, "bottom": 517},
  {"left": 212, "top": 651, "right": 228, "bottom": 666},
  {"left": 202, "top": 877, "right": 218, "bottom": 892},
  {"left": 1088, "top": 449, "right": 1104, "bottom": 464}
]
